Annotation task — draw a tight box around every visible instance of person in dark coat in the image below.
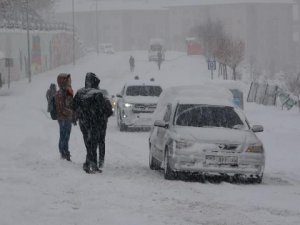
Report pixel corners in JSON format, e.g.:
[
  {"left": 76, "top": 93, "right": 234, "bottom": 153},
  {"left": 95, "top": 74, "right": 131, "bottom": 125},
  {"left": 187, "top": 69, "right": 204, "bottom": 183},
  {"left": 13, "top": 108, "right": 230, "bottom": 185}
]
[
  {"left": 55, "top": 73, "right": 74, "bottom": 161},
  {"left": 46, "top": 83, "right": 57, "bottom": 112},
  {"left": 73, "top": 72, "right": 113, "bottom": 173},
  {"left": 157, "top": 51, "right": 163, "bottom": 70},
  {"left": 129, "top": 56, "right": 135, "bottom": 72}
]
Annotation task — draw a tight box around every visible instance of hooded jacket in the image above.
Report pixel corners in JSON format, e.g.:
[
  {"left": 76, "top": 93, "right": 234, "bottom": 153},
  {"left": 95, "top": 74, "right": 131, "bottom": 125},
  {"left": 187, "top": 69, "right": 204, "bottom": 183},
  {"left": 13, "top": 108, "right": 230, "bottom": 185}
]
[
  {"left": 55, "top": 73, "right": 74, "bottom": 121},
  {"left": 73, "top": 73, "right": 113, "bottom": 129}
]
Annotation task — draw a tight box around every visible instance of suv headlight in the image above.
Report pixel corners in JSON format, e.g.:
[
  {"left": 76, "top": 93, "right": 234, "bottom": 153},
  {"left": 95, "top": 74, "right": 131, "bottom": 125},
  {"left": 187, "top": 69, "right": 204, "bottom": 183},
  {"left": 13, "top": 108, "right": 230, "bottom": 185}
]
[
  {"left": 175, "top": 139, "right": 194, "bottom": 149},
  {"left": 246, "top": 145, "right": 264, "bottom": 153},
  {"left": 124, "top": 103, "right": 133, "bottom": 108}
]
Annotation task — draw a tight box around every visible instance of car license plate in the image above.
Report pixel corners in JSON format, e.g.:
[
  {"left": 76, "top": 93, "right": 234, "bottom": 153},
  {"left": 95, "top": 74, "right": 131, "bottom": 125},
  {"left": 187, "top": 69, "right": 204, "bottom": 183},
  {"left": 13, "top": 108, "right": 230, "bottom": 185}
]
[{"left": 205, "top": 155, "right": 238, "bottom": 165}]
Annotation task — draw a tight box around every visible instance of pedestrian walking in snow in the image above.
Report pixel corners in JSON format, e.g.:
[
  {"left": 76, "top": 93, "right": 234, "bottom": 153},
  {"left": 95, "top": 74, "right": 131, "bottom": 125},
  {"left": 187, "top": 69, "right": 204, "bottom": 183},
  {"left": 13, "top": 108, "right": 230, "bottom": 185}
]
[
  {"left": 157, "top": 51, "right": 163, "bottom": 70},
  {"left": 73, "top": 72, "right": 113, "bottom": 173},
  {"left": 46, "top": 83, "right": 57, "bottom": 112},
  {"left": 129, "top": 56, "right": 135, "bottom": 72},
  {"left": 55, "top": 73, "right": 74, "bottom": 161},
  {"left": 0, "top": 73, "right": 2, "bottom": 88}
]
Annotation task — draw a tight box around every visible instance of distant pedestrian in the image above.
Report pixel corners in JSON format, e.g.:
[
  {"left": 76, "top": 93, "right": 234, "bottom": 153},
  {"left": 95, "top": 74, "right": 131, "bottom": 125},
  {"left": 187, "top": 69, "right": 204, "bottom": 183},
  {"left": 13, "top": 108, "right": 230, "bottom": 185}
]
[
  {"left": 157, "top": 51, "right": 163, "bottom": 70},
  {"left": 0, "top": 73, "right": 2, "bottom": 88},
  {"left": 46, "top": 83, "right": 57, "bottom": 112},
  {"left": 129, "top": 56, "right": 135, "bottom": 72},
  {"left": 55, "top": 73, "right": 75, "bottom": 161},
  {"left": 73, "top": 72, "right": 113, "bottom": 173}
]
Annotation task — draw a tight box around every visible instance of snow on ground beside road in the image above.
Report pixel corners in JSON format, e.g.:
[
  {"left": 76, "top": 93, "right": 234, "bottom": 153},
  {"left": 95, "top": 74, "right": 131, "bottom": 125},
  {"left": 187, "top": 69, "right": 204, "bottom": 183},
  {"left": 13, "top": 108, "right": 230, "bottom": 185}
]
[{"left": 0, "top": 51, "right": 300, "bottom": 225}]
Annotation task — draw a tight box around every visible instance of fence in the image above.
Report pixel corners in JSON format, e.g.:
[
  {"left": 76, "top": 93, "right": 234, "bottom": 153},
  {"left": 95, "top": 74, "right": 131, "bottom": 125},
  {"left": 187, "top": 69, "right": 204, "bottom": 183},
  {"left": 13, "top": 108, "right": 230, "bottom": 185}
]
[{"left": 247, "top": 82, "right": 297, "bottom": 110}]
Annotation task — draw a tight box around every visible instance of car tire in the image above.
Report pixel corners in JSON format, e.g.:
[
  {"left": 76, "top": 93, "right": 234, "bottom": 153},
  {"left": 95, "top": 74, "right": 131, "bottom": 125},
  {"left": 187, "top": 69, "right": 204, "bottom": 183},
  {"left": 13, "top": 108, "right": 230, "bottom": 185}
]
[
  {"left": 120, "top": 122, "right": 127, "bottom": 132},
  {"left": 149, "top": 144, "right": 160, "bottom": 170},
  {"left": 117, "top": 109, "right": 127, "bottom": 131},
  {"left": 164, "top": 148, "right": 175, "bottom": 180},
  {"left": 255, "top": 174, "right": 263, "bottom": 184}
]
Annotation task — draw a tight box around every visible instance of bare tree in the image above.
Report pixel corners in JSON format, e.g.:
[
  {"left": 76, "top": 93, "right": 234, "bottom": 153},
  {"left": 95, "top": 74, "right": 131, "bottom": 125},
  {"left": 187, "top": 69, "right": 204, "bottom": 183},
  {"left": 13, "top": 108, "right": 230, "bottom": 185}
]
[
  {"left": 215, "top": 36, "right": 231, "bottom": 79},
  {"left": 197, "top": 19, "right": 225, "bottom": 59},
  {"left": 226, "top": 39, "right": 245, "bottom": 80},
  {"left": 197, "top": 19, "right": 245, "bottom": 80}
]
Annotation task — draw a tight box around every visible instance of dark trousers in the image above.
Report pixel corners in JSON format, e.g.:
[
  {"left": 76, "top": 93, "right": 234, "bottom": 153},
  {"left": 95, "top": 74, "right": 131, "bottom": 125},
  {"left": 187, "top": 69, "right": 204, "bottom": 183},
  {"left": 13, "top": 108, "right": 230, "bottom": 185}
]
[
  {"left": 158, "top": 62, "right": 161, "bottom": 70},
  {"left": 58, "top": 120, "right": 72, "bottom": 157},
  {"left": 80, "top": 123, "right": 107, "bottom": 167}
]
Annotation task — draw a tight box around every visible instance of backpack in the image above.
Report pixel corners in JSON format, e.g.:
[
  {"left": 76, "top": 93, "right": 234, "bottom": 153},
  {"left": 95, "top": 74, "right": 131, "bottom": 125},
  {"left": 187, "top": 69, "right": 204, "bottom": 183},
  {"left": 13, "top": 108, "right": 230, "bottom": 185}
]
[{"left": 49, "top": 95, "right": 57, "bottom": 120}]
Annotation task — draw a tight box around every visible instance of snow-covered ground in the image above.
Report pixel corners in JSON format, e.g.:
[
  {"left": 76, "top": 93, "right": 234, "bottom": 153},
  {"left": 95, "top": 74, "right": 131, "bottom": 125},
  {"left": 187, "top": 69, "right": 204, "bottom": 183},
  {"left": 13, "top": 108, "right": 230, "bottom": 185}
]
[{"left": 1, "top": 51, "right": 300, "bottom": 225}]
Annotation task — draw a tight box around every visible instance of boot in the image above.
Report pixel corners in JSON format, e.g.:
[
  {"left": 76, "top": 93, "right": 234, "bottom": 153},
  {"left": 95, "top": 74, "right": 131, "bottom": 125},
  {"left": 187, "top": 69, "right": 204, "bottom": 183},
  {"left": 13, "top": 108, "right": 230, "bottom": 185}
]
[{"left": 98, "top": 160, "right": 104, "bottom": 169}]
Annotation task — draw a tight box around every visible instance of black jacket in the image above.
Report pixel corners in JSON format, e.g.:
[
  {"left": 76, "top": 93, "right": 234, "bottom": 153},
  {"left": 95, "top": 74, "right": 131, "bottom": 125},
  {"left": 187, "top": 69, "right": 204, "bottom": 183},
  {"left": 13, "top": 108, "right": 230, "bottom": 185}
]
[{"left": 73, "top": 73, "right": 113, "bottom": 129}]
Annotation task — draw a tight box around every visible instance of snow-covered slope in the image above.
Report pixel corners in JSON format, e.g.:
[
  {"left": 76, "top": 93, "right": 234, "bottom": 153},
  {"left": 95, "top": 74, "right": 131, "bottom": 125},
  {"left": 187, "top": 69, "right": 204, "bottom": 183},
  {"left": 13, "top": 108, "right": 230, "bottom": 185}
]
[{"left": 0, "top": 51, "right": 300, "bottom": 225}]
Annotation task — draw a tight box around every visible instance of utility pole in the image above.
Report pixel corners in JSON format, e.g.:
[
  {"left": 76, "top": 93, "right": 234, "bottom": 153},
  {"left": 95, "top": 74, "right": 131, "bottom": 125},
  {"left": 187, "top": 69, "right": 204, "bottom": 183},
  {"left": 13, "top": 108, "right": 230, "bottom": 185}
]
[
  {"left": 26, "top": 0, "right": 31, "bottom": 83},
  {"left": 96, "top": 0, "right": 99, "bottom": 55},
  {"left": 72, "top": 0, "right": 75, "bottom": 65}
]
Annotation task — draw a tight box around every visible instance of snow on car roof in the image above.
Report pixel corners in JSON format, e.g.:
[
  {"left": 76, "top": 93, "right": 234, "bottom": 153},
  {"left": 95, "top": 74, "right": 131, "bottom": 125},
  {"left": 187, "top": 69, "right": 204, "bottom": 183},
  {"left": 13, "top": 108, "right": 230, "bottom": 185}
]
[
  {"left": 125, "top": 79, "right": 162, "bottom": 87},
  {"left": 159, "top": 85, "right": 233, "bottom": 105}
]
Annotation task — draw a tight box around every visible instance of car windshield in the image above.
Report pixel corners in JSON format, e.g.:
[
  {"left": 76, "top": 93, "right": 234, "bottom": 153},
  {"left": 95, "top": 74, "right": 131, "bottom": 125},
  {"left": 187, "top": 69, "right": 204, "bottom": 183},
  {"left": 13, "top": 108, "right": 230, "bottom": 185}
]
[
  {"left": 175, "top": 104, "right": 244, "bottom": 129},
  {"left": 150, "top": 44, "right": 162, "bottom": 51},
  {"left": 126, "top": 85, "right": 162, "bottom": 97}
]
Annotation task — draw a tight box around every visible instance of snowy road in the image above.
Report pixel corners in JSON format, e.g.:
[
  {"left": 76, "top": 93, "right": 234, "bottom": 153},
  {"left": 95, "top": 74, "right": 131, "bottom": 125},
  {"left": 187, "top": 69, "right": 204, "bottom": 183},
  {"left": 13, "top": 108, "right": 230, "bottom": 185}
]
[{"left": 1, "top": 51, "right": 300, "bottom": 225}]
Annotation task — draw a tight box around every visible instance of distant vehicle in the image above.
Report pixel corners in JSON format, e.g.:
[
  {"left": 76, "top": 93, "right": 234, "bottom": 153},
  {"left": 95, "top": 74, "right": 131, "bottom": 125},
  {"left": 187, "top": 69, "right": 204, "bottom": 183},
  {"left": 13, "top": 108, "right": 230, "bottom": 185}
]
[
  {"left": 100, "top": 43, "right": 115, "bottom": 54},
  {"left": 116, "top": 77, "right": 163, "bottom": 131},
  {"left": 149, "top": 85, "right": 265, "bottom": 182},
  {"left": 99, "top": 89, "right": 116, "bottom": 115},
  {"left": 148, "top": 38, "right": 165, "bottom": 62},
  {"left": 185, "top": 37, "right": 202, "bottom": 55}
]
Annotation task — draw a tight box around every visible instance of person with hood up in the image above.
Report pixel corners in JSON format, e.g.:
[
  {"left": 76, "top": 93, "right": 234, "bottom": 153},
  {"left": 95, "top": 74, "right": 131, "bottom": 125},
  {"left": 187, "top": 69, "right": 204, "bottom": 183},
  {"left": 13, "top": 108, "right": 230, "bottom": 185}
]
[
  {"left": 55, "top": 73, "right": 74, "bottom": 161},
  {"left": 73, "top": 72, "right": 113, "bottom": 173},
  {"left": 46, "top": 83, "right": 57, "bottom": 112}
]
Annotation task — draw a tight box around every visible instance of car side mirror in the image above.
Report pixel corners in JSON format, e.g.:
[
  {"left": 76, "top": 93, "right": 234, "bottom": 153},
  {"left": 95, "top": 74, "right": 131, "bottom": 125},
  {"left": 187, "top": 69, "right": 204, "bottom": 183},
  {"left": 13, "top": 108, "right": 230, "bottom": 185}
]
[
  {"left": 252, "top": 125, "right": 264, "bottom": 133},
  {"left": 116, "top": 93, "right": 122, "bottom": 98},
  {"left": 154, "top": 120, "right": 169, "bottom": 129}
]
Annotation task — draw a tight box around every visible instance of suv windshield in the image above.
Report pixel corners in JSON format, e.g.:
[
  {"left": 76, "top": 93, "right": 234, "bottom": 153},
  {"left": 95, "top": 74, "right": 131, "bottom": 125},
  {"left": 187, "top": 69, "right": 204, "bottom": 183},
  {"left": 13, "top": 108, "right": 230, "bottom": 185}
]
[
  {"left": 126, "top": 86, "right": 162, "bottom": 97},
  {"left": 175, "top": 104, "right": 244, "bottom": 129},
  {"left": 150, "top": 45, "right": 162, "bottom": 51}
]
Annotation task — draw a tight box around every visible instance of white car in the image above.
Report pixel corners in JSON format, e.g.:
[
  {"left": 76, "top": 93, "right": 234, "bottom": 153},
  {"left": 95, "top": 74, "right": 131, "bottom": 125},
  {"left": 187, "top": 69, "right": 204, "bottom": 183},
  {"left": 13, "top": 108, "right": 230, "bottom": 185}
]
[
  {"left": 116, "top": 78, "right": 163, "bottom": 131},
  {"left": 149, "top": 85, "right": 265, "bottom": 182},
  {"left": 100, "top": 43, "right": 115, "bottom": 54}
]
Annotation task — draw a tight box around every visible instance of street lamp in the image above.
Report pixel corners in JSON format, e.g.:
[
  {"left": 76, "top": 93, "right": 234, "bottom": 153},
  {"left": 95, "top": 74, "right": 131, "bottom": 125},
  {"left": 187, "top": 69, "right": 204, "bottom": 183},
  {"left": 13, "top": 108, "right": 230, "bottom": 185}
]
[
  {"left": 95, "top": 0, "right": 99, "bottom": 55},
  {"left": 72, "top": 0, "right": 75, "bottom": 65},
  {"left": 26, "top": 0, "right": 31, "bottom": 83}
]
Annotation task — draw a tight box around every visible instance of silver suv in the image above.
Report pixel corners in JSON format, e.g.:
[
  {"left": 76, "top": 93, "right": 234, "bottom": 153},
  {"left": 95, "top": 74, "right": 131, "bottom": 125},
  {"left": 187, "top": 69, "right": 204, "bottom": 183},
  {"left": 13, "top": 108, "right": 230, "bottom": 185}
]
[
  {"left": 149, "top": 85, "right": 265, "bottom": 182},
  {"left": 116, "top": 79, "right": 163, "bottom": 131}
]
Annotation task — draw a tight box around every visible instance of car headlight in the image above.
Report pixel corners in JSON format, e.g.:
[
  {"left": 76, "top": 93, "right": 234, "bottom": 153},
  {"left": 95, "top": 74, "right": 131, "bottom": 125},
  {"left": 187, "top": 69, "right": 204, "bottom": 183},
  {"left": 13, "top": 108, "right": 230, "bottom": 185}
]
[
  {"left": 246, "top": 145, "right": 264, "bottom": 153},
  {"left": 175, "top": 139, "right": 194, "bottom": 149},
  {"left": 124, "top": 103, "right": 133, "bottom": 108}
]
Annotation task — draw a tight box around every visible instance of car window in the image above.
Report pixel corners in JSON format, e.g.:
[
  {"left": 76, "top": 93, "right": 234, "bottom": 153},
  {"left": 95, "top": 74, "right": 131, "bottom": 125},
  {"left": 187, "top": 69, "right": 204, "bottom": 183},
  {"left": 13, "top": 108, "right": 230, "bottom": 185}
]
[
  {"left": 126, "top": 85, "right": 162, "bottom": 97},
  {"left": 163, "top": 104, "right": 172, "bottom": 122},
  {"left": 175, "top": 104, "right": 244, "bottom": 129},
  {"left": 121, "top": 86, "right": 125, "bottom": 95}
]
